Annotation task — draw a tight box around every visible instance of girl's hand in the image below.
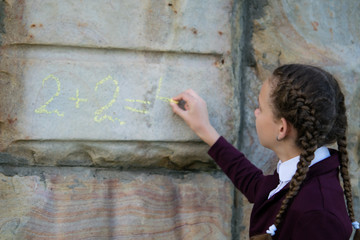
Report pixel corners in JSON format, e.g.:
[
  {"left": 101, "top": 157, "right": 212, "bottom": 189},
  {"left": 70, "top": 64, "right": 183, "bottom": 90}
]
[{"left": 170, "top": 89, "right": 220, "bottom": 146}]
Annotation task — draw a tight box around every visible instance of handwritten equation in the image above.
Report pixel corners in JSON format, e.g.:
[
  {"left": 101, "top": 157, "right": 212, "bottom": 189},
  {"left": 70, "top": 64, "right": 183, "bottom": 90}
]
[{"left": 34, "top": 74, "right": 175, "bottom": 125}]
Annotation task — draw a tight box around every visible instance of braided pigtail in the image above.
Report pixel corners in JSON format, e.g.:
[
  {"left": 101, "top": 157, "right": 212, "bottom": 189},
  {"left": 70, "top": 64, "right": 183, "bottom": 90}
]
[
  {"left": 273, "top": 80, "right": 320, "bottom": 233},
  {"left": 273, "top": 137, "right": 317, "bottom": 228},
  {"left": 338, "top": 134, "right": 360, "bottom": 239},
  {"left": 335, "top": 93, "right": 360, "bottom": 239}
]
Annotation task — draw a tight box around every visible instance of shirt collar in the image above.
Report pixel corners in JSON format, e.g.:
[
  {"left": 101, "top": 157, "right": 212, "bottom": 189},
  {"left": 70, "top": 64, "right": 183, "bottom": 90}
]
[{"left": 276, "top": 146, "right": 330, "bottom": 182}]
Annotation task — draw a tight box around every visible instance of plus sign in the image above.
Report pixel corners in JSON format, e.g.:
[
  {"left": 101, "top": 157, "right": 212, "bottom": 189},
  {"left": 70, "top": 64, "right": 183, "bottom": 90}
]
[{"left": 69, "top": 89, "right": 88, "bottom": 108}]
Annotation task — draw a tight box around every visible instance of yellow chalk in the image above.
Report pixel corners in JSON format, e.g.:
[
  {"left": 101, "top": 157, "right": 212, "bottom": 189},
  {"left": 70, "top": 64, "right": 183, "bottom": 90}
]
[
  {"left": 125, "top": 106, "right": 149, "bottom": 114},
  {"left": 156, "top": 96, "right": 178, "bottom": 104},
  {"left": 155, "top": 76, "right": 179, "bottom": 104},
  {"left": 125, "top": 99, "right": 151, "bottom": 105},
  {"left": 170, "top": 99, "right": 179, "bottom": 104},
  {"left": 35, "top": 74, "right": 64, "bottom": 117},
  {"left": 69, "top": 89, "right": 88, "bottom": 108}
]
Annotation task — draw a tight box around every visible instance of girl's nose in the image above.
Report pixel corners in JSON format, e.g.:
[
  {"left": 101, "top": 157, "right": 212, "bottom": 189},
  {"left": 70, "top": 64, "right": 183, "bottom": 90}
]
[{"left": 254, "top": 108, "right": 260, "bottom": 117}]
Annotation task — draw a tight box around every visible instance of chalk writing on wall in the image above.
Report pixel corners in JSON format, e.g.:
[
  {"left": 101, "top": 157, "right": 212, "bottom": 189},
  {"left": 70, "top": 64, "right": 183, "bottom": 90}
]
[
  {"left": 93, "top": 75, "right": 125, "bottom": 125},
  {"left": 34, "top": 74, "right": 175, "bottom": 125},
  {"left": 34, "top": 74, "right": 65, "bottom": 117},
  {"left": 69, "top": 89, "right": 88, "bottom": 108}
]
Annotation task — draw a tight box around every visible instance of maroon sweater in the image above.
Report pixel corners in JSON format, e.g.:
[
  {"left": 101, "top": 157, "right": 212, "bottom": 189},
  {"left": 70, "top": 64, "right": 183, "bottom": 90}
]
[{"left": 208, "top": 137, "right": 352, "bottom": 240}]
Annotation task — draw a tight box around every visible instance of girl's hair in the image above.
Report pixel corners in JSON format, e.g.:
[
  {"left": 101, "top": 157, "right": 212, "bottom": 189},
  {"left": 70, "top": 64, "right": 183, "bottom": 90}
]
[{"left": 263, "top": 64, "right": 358, "bottom": 239}]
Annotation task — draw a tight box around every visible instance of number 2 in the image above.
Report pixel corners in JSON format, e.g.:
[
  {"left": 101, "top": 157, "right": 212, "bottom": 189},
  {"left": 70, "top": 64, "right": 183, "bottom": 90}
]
[
  {"left": 94, "top": 75, "right": 125, "bottom": 125},
  {"left": 35, "top": 74, "right": 64, "bottom": 117}
]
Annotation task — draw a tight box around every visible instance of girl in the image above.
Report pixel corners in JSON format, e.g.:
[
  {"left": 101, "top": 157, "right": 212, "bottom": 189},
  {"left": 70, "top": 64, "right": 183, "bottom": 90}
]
[{"left": 170, "top": 64, "right": 359, "bottom": 240}]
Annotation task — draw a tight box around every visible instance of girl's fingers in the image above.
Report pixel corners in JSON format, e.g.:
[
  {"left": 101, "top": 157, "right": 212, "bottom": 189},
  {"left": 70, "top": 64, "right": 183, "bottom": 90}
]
[
  {"left": 172, "top": 90, "right": 195, "bottom": 103},
  {"left": 170, "top": 101, "right": 183, "bottom": 115},
  {"left": 171, "top": 89, "right": 207, "bottom": 122},
  {"left": 170, "top": 90, "right": 197, "bottom": 119},
  {"left": 171, "top": 90, "right": 196, "bottom": 112},
  {"left": 170, "top": 89, "right": 220, "bottom": 146}
]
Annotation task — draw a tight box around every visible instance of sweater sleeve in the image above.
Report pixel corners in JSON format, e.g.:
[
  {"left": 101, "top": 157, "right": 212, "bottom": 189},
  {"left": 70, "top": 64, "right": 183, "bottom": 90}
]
[{"left": 208, "top": 137, "right": 265, "bottom": 203}]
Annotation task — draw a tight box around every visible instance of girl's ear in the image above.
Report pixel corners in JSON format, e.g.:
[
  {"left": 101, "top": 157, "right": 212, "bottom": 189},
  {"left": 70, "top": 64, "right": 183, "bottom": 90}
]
[{"left": 277, "top": 117, "right": 289, "bottom": 141}]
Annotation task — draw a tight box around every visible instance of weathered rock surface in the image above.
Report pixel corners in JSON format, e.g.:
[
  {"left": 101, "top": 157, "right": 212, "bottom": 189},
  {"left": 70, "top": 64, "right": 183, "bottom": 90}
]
[
  {"left": 0, "top": 0, "right": 359, "bottom": 239},
  {"left": 0, "top": 167, "right": 233, "bottom": 239},
  {"left": 0, "top": 0, "right": 240, "bottom": 165}
]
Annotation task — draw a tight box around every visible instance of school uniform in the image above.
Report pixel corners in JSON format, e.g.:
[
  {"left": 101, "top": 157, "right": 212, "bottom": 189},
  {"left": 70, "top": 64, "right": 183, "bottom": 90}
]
[{"left": 208, "top": 136, "right": 353, "bottom": 240}]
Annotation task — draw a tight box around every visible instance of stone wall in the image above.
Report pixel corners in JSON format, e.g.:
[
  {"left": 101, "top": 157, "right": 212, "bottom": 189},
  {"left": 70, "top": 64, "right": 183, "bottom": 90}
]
[{"left": 0, "top": 0, "right": 359, "bottom": 239}]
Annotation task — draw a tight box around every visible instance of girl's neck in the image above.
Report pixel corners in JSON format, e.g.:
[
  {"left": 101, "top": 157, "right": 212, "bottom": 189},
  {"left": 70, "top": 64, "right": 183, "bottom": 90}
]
[{"left": 274, "top": 141, "right": 302, "bottom": 163}]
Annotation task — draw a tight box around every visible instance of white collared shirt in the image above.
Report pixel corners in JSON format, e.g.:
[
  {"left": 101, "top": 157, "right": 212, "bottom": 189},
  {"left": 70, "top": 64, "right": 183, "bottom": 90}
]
[{"left": 268, "top": 146, "right": 330, "bottom": 199}]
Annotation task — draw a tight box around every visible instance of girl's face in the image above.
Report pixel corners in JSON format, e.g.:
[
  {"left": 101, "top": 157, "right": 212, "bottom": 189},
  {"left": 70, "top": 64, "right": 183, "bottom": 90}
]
[{"left": 254, "top": 79, "right": 280, "bottom": 150}]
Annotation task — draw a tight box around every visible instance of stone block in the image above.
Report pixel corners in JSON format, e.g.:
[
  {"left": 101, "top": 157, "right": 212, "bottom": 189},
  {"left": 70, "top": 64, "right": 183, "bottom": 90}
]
[
  {"left": 0, "top": 0, "right": 240, "bottom": 167},
  {"left": 1, "top": 47, "right": 235, "bottom": 142},
  {"left": 2, "top": 0, "right": 232, "bottom": 54},
  {"left": 0, "top": 167, "right": 233, "bottom": 239}
]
